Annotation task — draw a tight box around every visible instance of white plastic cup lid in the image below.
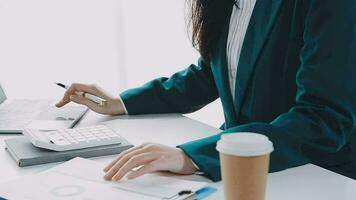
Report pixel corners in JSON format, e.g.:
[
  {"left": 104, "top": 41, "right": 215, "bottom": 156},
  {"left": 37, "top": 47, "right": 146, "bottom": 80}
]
[{"left": 216, "top": 132, "right": 274, "bottom": 157}]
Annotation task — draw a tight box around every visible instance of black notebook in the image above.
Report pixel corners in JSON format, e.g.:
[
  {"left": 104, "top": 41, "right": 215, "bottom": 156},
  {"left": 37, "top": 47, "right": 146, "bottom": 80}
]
[{"left": 5, "top": 136, "right": 133, "bottom": 167}]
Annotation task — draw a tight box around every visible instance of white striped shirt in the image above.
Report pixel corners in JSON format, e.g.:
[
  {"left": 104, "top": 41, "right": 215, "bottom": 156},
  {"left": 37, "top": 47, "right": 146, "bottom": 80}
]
[{"left": 226, "top": 0, "right": 257, "bottom": 100}]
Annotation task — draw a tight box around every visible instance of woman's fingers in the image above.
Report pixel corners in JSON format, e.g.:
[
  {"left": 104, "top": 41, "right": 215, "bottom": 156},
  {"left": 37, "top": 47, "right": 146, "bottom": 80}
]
[
  {"left": 126, "top": 160, "right": 160, "bottom": 180},
  {"left": 55, "top": 84, "right": 78, "bottom": 107},
  {"left": 70, "top": 94, "right": 113, "bottom": 114},
  {"left": 69, "top": 95, "right": 99, "bottom": 110},
  {"left": 70, "top": 83, "right": 108, "bottom": 99},
  {"left": 54, "top": 83, "right": 127, "bottom": 115},
  {"left": 103, "top": 144, "right": 145, "bottom": 172},
  {"left": 104, "top": 145, "right": 153, "bottom": 180},
  {"left": 103, "top": 143, "right": 197, "bottom": 182},
  {"left": 111, "top": 153, "right": 160, "bottom": 181},
  {"left": 55, "top": 83, "right": 111, "bottom": 108},
  {"left": 85, "top": 84, "right": 113, "bottom": 100},
  {"left": 73, "top": 83, "right": 113, "bottom": 100}
]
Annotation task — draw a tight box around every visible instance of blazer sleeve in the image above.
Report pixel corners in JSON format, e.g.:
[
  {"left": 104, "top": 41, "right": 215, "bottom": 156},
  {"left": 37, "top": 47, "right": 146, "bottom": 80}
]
[
  {"left": 179, "top": 0, "right": 356, "bottom": 182},
  {"left": 120, "top": 58, "right": 219, "bottom": 114}
]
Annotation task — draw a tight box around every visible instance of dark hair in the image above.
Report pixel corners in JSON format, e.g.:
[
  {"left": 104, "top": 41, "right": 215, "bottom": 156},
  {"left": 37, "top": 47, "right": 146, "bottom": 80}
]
[{"left": 187, "top": 0, "right": 232, "bottom": 63}]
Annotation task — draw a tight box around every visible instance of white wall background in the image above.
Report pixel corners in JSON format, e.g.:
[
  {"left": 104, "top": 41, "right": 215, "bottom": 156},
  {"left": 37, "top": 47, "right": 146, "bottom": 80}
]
[{"left": 0, "top": 0, "right": 224, "bottom": 127}]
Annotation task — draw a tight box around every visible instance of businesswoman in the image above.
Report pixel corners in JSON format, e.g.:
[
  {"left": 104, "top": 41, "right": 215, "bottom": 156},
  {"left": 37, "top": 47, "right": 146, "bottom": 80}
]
[{"left": 57, "top": 0, "right": 356, "bottom": 182}]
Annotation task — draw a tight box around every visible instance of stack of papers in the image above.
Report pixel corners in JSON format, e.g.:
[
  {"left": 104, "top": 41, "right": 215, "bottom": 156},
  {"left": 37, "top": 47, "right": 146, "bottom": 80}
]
[{"left": 0, "top": 157, "right": 213, "bottom": 200}]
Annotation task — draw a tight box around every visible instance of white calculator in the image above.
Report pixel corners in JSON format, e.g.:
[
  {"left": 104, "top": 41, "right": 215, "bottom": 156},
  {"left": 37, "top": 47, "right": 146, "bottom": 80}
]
[{"left": 23, "top": 125, "right": 122, "bottom": 151}]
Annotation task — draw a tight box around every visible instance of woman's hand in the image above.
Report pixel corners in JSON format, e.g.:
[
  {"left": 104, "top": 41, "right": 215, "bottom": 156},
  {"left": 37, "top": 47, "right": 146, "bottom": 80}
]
[
  {"left": 103, "top": 143, "right": 198, "bottom": 181},
  {"left": 56, "top": 83, "right": 126, "bottom": 115}
]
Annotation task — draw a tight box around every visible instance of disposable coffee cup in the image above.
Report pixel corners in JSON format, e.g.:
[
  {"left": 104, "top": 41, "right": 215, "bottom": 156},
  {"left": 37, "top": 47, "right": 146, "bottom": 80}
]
[{"left": 216, "top": 133, "right": 274, "bottom": 200}]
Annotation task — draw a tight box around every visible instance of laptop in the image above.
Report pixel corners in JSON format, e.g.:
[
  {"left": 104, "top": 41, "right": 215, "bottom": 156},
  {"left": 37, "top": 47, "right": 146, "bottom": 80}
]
[{"left": 0, "top": 84, "right": 88, "bottom": 133}]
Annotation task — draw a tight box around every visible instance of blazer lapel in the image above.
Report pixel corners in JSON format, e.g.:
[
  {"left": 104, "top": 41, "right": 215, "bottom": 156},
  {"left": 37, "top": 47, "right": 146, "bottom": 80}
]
[
  {"left": 210, "top": 4, "right": 238, "bottom": 128},
  {"left": 234, "top": 0, "right": 284, "bottom": 113}
]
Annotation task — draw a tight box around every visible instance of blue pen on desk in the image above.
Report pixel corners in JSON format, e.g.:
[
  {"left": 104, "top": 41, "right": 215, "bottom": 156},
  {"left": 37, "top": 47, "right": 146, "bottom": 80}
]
[{"left": 55, "top": 83, "right": 107, "bottom": 106}]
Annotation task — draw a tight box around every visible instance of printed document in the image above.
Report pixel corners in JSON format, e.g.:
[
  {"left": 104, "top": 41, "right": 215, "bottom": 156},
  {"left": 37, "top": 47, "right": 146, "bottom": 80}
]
[{"left": 0, "top": 157, "right": 207, "bottom": 200}]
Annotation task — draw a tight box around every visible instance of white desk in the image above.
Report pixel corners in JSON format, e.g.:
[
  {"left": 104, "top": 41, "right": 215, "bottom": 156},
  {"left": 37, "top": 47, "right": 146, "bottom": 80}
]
[{"left": 1, "top": 111, "right": 356, "bottom": 200}]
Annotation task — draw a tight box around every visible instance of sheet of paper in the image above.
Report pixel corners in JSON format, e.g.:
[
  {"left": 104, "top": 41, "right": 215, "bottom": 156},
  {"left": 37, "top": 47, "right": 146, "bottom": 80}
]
[
  {"left": 0, "top": 157, "right": 207, "bottom": 200},
  {"left": 0, "top": 171, "right": 155, "bottom": 200},
  {"left": 114, "top": 174, "right": 206, "bottom": 199}
]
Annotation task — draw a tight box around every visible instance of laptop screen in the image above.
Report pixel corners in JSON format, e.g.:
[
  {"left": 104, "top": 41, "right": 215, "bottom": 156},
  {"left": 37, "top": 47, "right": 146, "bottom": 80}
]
[{"left": 0, "top": 84, "right": 7, "bottom": 104}]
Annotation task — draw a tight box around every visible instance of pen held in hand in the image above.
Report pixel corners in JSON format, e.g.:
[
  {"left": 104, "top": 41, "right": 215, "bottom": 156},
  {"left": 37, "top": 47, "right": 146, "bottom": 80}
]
[{"left": 55, "top": 83, "right": 107, "bottom": 106}]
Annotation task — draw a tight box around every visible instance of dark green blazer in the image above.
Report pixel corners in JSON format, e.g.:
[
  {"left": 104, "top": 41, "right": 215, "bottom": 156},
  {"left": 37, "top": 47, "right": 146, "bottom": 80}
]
[{"left": 121, "top": 0, "right": 356, "bottom": 182}]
